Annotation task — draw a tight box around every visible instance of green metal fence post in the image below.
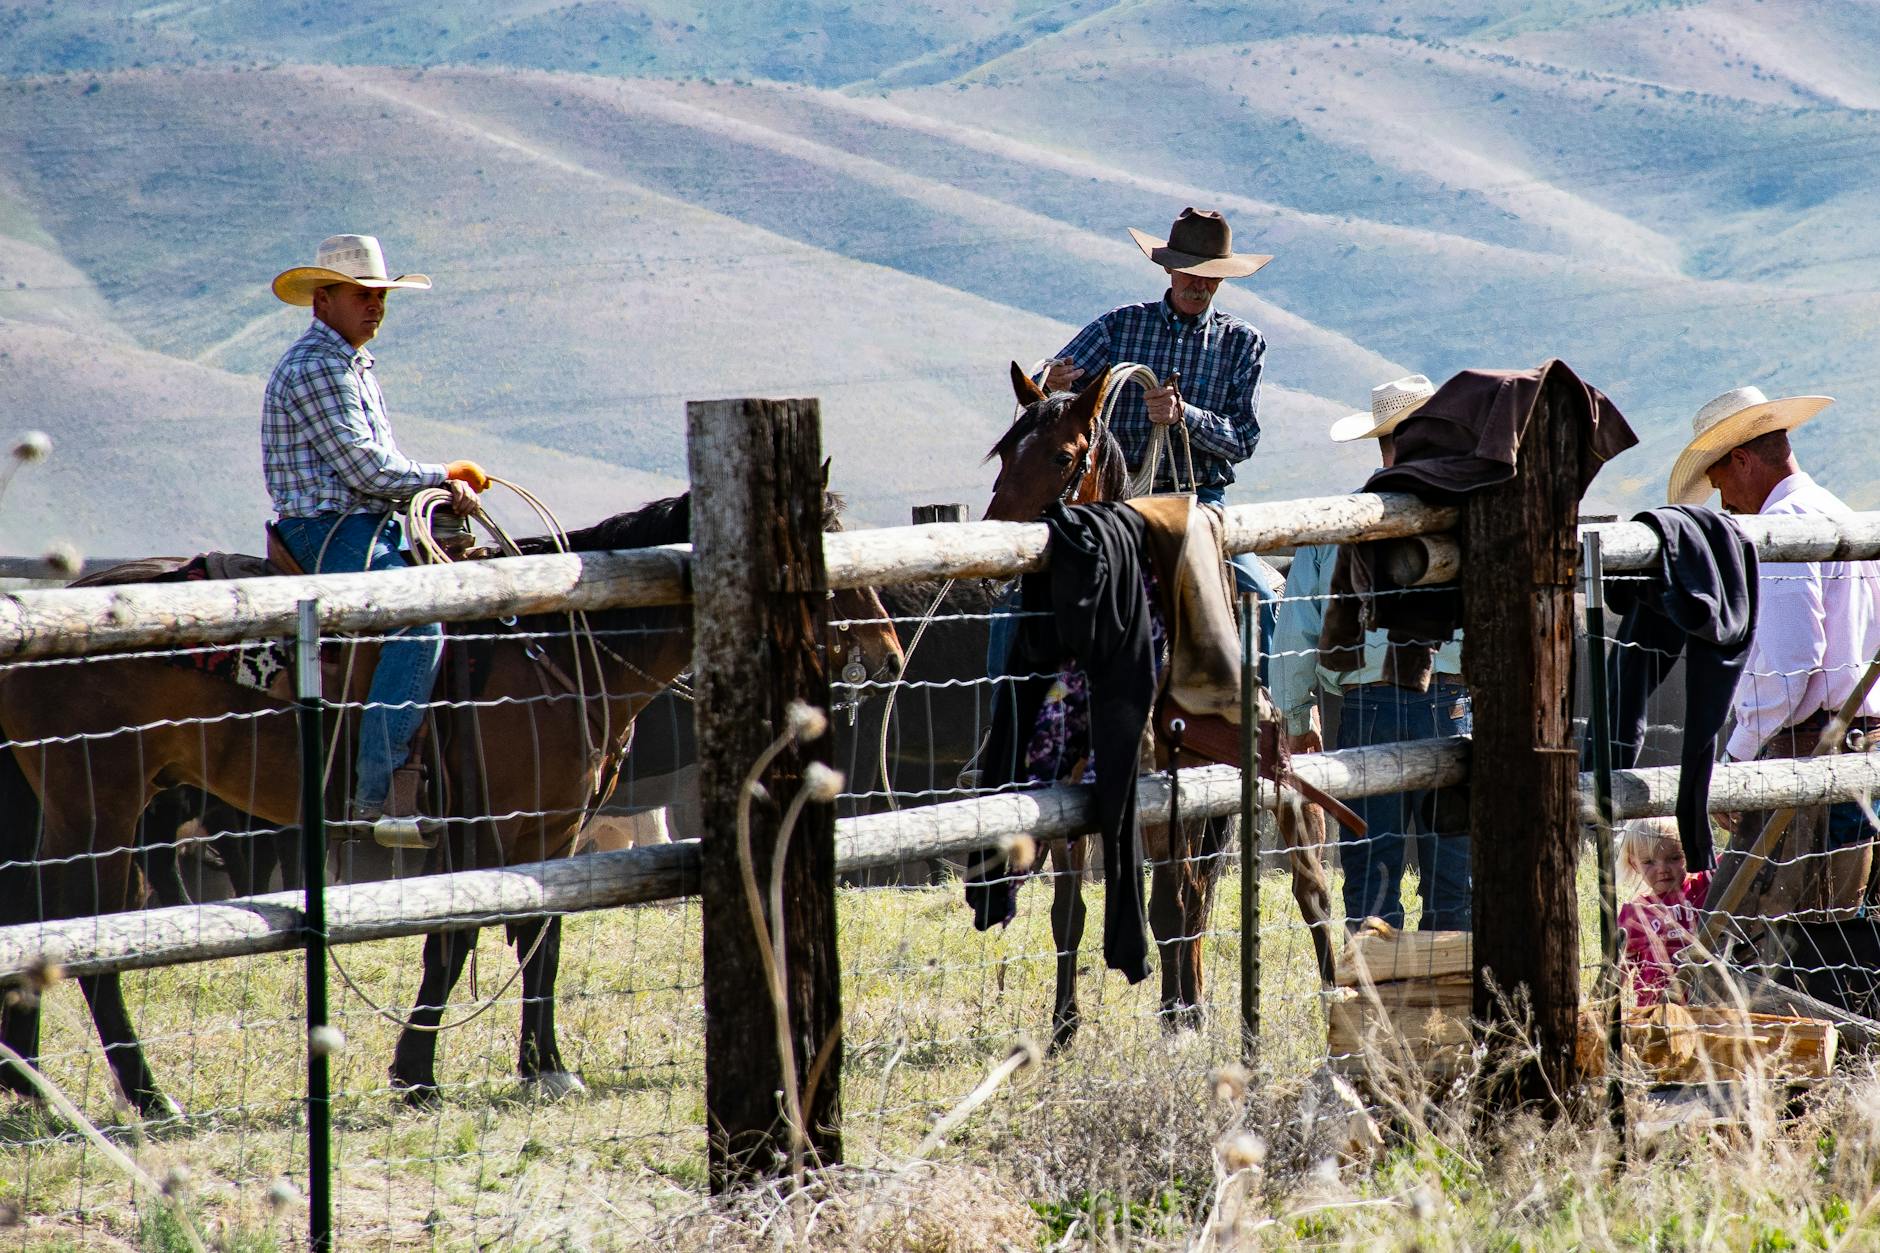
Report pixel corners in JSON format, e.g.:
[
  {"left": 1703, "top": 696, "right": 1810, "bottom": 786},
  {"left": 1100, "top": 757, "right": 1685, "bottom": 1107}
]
[{"left": 296, "top": 599, "right": 333, "bottom": 1249}]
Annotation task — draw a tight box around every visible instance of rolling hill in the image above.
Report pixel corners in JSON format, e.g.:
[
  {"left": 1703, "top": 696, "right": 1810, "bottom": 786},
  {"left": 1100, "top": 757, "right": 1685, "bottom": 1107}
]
[{"left": 1, "top": 0, "right": 1876, "bottom": 555}]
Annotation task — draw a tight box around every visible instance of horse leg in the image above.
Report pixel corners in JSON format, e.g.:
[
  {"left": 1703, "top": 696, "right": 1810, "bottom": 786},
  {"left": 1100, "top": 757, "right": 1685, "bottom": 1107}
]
[
  {"left": 1048, "top": 838, "right": 1088, "bottom": 1054},
  {"left": 1146, "top": 821, "right": 1192, "bottom": 1030},
  {"left": 1276, "top": 792, "right": 1339, "bottom": 986},
  {"left": 510, "top": 916, "right": 583, "bottom": 1096},
  {"left": 0, "top": 997, "right": 42, "bottom": 1103},
  {"left": 136, "top": 787, "right": 193, "bottom": 908},
  {"left": 80, "top": 972, "right": 179, "bottom": 1120},
  {"left": 388, "top": 927, "right": 477, "bottom": 1105}
]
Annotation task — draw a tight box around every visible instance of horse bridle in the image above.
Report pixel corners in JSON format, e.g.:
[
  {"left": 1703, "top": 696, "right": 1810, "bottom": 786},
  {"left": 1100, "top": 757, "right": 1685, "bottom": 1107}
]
[{"left": 1056, "top": 433, "right": 1104, "bottom": 506}]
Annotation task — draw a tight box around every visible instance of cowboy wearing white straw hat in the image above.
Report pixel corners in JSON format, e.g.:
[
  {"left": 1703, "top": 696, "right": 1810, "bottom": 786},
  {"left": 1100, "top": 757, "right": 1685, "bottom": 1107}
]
[
  {"left": 1022, "top": 208, "right": 1280, "bottom": 667},
  {"left": 262, "top": 233, "right": 491, "bottom": 845},
  {"left": 1271, "top": 374, "right": 1471, "bottom": 933},
  {"left": 1673, "top": 386, "right": 1880, "bottom": 925}
]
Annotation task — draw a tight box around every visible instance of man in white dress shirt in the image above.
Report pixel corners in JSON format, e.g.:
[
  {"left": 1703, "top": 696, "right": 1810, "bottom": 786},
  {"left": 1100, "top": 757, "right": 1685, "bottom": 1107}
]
[{"left": 1668, "top": 386, "right": 1880, "bottom": 923}]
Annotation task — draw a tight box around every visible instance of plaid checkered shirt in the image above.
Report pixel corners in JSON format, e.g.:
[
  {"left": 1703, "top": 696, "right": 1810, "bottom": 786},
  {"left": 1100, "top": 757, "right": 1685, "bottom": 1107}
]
[
  {"left": 1043, "top": 295, "right": 1265, "bottom": 490},
  {"left": 262, "top": 319, "right": 446, "bottom": 518}
]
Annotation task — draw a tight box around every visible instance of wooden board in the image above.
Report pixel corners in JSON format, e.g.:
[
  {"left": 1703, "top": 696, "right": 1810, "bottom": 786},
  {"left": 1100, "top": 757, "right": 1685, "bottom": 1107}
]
[
  {"left": 1622, "top": 1004, "right": 1837, "bottom": 1084},
  {"left": 1334, "top": 927, "right": 1471, "bottom": 987}
]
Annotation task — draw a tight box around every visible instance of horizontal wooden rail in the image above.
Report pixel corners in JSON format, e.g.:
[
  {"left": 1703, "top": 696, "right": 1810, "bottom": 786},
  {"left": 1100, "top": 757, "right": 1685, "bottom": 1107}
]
[
  {"left": 0, "top": 546, "right": 691, "bottom": 660},
  {"left": 19, "top": 739, "right": 1877, "bottom": 982},
  {"left": 7, "top": 498, "right": 1879, "bottom": 660}
]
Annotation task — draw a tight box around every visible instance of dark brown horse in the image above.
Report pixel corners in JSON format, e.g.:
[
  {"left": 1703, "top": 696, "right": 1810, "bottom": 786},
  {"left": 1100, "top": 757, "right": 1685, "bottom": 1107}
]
[
  {"left": 980, "top": 363, "right": 1336, "bottom": 1050},
  {"left": 0, "top": 491, "right": 902, "bottom": 1117}
]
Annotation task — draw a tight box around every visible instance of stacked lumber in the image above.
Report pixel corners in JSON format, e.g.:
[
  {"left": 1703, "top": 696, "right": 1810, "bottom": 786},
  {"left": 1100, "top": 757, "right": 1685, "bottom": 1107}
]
[
  {"left": 1620, "top": 1002, "right": 1836, "bottom": 1084},
  {"left": 1325, "top": 921, "right": 1473, "bottom": 1084}
]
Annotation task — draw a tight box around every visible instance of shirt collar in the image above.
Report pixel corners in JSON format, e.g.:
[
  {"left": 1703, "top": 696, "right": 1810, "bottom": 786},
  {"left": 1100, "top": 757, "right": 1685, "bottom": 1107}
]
[
  {"left": 306, "top": 316, "right": 373, "bottom": 369},
  {"left": 1159, "top": 292, "right": 1211, "bottom": 330},
  {"left": 1763, "top": 470, "right": 1814, "bottom": 511}
]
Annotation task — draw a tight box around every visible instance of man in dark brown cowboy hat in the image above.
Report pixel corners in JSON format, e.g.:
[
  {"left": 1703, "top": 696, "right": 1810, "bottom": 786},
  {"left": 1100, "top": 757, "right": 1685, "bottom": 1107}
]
[{"left": 1031, "top": 207, "right": 1278, "bottom": 656}]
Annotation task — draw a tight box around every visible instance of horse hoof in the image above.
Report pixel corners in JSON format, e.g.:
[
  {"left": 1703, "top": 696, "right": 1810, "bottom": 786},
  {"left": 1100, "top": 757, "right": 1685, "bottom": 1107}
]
[
  {"left": 137, "top": 1093, "right": 186, "bottom": 1124},
  {"left": 391, "top": 1076, "right": 443, "bottom": 1108},
  {"left": 1048, "top": 1016, "right": 1080, "bottom": 1056},
  {"left": 522, "top": 1071, "right": 586, "bottom": 1100}
]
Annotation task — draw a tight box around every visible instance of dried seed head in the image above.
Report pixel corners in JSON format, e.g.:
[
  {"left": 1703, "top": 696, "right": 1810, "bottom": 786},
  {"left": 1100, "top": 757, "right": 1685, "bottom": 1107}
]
[
  {"left": 1209, "top": 1062, "right": 1251, "bottom": 1104},
  {"left": 785, "top": 700, "right": 828, "bottom": 742},
  {"left": 1409, "top": 1184, "right": 1438, "bottom": 1221},
  {"left": 802, "top": 762, "right": 845, "bottom": 803},
  {"left": 308, "top": 1025, "right": 346, "bottom": 1057},
  {"left": 42, "top": 543, "right": 82, "bottom": 577},
  {"left": 1003, "top": 832, "right": 1037, "bottom": 872},
  {"left": 25, "top": 951, "right": 63, "bottom": 993},
  {"left": 1219, "top": 1131, "right": 1266, "bottom": 1173},
  {"left": 1011, "top": 1037, "right": 1042, "bottom": 1071},
  {"left": 265, "top": 1178, "right": 301, "bottom": 1212},
  {"left": 161, "top": 1165, "right": 190, "bottom": 1198},
  {"left": 11, "top": 431, "right": 51, "bottom": 463}
]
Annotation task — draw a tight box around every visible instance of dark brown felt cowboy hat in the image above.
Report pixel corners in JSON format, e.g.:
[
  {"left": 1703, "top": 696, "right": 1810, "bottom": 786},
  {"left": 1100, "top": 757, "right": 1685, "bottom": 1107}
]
[{"left": 1127, "top": 208, "right": 1273, "bottom": 279}]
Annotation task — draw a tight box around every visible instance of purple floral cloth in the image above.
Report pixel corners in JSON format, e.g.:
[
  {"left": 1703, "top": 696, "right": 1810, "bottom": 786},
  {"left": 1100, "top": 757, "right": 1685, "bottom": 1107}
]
[{"left": 1021, "top": 572, "right": 1166, "bottom": 785}]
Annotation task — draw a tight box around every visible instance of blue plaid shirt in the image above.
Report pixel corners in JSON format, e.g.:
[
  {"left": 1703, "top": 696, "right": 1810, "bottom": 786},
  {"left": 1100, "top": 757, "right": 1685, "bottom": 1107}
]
[
  {"left": 262, "top": 319, "right": 446, "bottom": 518},
  {"left": 1044, "top": 295, "right": 1265, "bottom": 489}
]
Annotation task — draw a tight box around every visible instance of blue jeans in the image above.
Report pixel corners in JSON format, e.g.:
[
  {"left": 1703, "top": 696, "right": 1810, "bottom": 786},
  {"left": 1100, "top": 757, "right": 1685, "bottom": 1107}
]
[
  {"left": 275, "top": 513, "right": 443, "bottom": 812},
  {"left": 1336, "top": 680, "right": 1473, "bottom": 931}
]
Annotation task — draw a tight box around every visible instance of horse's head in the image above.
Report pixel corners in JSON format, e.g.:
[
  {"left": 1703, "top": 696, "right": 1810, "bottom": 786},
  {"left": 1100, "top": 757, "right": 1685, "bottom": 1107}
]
[{"left": 982, "top": 362, "right": 1126, "bottom": 522}]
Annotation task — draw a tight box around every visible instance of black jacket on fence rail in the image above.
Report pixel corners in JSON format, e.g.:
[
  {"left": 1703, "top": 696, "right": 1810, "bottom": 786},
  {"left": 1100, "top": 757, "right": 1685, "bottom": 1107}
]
[
  {"left": 1599, "top": 505, "right": 1758, "bottom": 869},
  {"left": 965, "top": 501, "right": 1156, "bottom": 985}
]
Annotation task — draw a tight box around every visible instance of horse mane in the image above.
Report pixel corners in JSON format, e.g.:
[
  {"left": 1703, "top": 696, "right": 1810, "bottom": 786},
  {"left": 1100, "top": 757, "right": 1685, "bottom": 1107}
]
[
  {"left": 1094, "top": 427, "right": 1128, "bottom": 500},
  {"left": 512, "top": 488, "right": 847, "bottom": 555}
]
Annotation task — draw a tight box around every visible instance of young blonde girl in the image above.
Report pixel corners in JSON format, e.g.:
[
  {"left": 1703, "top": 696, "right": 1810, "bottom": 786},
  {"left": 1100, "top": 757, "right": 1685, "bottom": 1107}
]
[{"left": 1617, "top": 818, "right": 1712, "bottom": 1007}]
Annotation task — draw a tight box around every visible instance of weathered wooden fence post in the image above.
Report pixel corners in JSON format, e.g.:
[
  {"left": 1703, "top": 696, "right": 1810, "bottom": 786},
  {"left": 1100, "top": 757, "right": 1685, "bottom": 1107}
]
[
  {"left": 1462, "top": 375, "right": 1585, "bottom": 1111},
  {"left": 689, "top": 397, "right": 843, "bottom": 1191}
]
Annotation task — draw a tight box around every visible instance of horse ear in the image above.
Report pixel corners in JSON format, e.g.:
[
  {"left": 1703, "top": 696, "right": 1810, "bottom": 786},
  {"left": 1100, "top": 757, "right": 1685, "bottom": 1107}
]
[
  {"left": 821, "top": 457, "right": 831, "bottom": 490},
  {"left": 1011, "top": 361, "right": 1047, "bottom": 407},
  {"left": 1068, "top": 366, "right": 1110, "bottom": 432}
]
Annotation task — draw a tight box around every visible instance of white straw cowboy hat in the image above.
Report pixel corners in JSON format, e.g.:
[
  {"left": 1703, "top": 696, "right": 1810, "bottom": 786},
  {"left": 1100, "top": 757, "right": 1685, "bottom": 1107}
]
[
  {"left": 1666, "top": 386, "right": 1834, "bottom": 505},
  {"left": 1330, "top": 374, "right": 1436, "bottom": 442},
  {"left": 272, "top": 234, "right": 432, "bottom": 307},
  {"left": 1127, "top": 208, "right": 1273, "bottom": 280}
]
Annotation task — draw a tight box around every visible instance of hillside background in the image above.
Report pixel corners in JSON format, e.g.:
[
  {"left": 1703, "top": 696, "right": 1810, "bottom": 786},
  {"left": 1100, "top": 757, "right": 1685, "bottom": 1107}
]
[{"left": 2, "top": 0, "right": 1877, "bottom": 555}]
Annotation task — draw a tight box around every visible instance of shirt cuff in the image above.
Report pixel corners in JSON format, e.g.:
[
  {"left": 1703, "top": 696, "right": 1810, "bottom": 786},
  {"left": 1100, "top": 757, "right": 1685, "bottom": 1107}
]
[
  {"left": 1724, "top": 727, "right": 1761, "bottom": 762},
  {"left": 417, "top": 462, "right": 450, "bottom": 487}
]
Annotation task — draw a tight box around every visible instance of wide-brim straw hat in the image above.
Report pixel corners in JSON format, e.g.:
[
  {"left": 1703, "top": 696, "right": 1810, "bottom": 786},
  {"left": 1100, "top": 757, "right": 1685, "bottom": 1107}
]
[
  {"left": 1330, "top": 374, "right": 1436, "bottom": 442},
  {"left": 1666, "top": 386, "right": 1833, "bottom": 505},
  {"left": 272, "top": 234, "right": 432, "bottom": 306},
  {"left": 1127, "top": 207, "right": 1272, "bottom": 279}
]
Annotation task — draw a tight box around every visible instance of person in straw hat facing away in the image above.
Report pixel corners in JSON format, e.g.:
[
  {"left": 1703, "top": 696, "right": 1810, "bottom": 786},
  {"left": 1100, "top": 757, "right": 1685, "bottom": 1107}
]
[
  {"left": 1270, "top": 376, "right": 1471, "bottom": 932},
  {"left": 1669, "top": 386, "right": 1880, "bottom": 944},
  {"left": 263, "top": 233, "right": 490, "bottom": 843},
  {"left": 1022, "top": 208, "right": 1281, "bottom": 667}
]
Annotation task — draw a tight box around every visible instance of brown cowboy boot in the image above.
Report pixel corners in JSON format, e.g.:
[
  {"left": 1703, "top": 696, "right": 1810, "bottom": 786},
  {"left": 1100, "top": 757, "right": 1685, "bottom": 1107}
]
[{"left": 372, "top": 763, "right": 436, "bottom": 851}]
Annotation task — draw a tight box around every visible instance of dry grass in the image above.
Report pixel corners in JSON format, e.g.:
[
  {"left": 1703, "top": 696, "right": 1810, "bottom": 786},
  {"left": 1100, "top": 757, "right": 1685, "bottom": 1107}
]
[{"left": 4, "top": 857, "right": 1880, "bottom": 1249}]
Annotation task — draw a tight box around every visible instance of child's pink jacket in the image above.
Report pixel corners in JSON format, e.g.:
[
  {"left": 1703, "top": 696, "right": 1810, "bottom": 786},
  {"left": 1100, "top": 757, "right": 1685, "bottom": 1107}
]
[{"left": 1618, "top": 871, "right": 1712, "bottom": 1007}]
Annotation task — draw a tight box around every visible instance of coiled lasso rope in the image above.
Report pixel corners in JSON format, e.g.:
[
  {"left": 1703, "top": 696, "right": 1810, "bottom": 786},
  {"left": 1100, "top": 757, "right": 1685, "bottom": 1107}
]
[{"left": 325, "top": 476, "right": 603, "bottom": 1035}]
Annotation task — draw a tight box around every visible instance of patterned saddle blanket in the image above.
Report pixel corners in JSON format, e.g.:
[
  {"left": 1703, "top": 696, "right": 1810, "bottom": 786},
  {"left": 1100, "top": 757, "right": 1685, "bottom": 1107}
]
[{"left": 70, "top": 553, "right": 293, "bottom": 698}]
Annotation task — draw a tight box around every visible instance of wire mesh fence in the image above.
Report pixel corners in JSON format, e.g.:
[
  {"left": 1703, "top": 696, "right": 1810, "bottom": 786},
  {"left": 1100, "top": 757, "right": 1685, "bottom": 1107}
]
[{"left": 2, "top": 489, "right": 1880, "bottom": 1247}]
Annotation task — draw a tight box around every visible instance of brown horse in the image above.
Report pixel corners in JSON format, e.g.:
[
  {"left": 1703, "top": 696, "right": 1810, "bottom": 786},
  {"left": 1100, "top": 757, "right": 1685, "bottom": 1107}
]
[
  {"left": 0, "top": 491, "right": 902, "bottom": 1117},
  {"left": 980, "top": 363, "right": 1336, "bottom": 1051}
]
